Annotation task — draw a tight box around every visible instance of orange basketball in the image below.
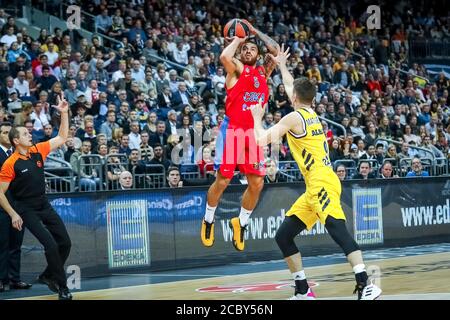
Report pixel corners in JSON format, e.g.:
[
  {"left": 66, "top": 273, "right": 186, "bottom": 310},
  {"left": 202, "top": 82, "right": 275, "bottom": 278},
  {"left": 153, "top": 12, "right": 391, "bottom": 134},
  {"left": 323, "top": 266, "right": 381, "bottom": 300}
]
[{"left": 223, "top": 18, "right": 251, "bottom": 38}]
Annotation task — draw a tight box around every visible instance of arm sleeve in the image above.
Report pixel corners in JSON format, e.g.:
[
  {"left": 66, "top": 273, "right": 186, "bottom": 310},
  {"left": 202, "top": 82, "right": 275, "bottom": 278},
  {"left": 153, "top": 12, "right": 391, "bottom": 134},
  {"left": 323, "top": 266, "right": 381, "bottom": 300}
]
[
  {"left": 0, "top": 159, "right": 15, "bottom": 183},
  {"left": 35, "top": 141, "right": 51, "bottom": 161}
]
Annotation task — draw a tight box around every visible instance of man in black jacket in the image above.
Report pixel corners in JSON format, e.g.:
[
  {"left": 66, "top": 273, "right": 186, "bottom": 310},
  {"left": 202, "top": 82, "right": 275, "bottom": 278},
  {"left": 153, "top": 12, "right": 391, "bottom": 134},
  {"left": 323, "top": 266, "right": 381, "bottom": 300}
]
[
  {"left": 352, "top": 160, "right": 377, "bottom": 180},
  {"left": 0, "top": 122, "right": 32, "bottom": 292}
]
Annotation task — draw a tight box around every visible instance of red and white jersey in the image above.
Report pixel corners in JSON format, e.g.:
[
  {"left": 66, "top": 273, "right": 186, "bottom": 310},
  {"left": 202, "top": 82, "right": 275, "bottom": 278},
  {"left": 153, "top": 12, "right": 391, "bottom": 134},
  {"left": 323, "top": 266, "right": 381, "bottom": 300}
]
[{"left": 225, "top": 64, "right": 269, "bottom": 129}]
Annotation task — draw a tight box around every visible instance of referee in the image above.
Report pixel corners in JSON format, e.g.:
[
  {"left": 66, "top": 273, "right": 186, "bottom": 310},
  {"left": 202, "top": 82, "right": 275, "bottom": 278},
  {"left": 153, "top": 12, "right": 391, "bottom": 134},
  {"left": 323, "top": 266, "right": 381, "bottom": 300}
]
[
  {"left": 0, "top": 122, "right": 32, "bottom": 292},
  {"left": 0, "top": 93, "right": 72, "bottom": 300}
]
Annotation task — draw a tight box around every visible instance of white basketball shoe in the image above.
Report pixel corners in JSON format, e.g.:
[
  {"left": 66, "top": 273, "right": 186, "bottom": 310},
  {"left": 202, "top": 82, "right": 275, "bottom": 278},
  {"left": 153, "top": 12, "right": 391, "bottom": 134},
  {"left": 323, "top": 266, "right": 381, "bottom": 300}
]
[
  {"left": 288, "top": 288, "right": 317, "bottom": 300},
  {"left": 355, "top": 280, "right": 382, "bottom": 300}
]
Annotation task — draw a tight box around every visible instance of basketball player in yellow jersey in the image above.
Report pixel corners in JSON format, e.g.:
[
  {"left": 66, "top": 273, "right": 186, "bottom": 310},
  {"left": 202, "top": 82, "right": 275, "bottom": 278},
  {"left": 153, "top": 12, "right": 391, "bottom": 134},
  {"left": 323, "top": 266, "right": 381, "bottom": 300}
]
[{"left": 250, "top": 45, "right": 381, "bottom": 300}]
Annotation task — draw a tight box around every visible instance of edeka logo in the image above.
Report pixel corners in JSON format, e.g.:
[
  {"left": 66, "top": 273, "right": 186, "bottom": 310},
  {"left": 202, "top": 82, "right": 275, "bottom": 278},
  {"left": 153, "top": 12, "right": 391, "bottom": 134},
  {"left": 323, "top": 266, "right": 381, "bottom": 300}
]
[{"left": 352, "top": 188, "right": 384, "bottom": 245}]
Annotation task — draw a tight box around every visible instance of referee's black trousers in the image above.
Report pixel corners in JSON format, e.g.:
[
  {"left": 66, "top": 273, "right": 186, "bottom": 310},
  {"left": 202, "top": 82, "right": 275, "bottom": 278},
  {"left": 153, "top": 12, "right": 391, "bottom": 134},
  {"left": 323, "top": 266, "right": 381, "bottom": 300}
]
[
  {"left": 0, "top": 210, "right": 25, "bottom": 283},
  {"left": 17, "top": 198, "right": 71, "bottom": 287}
]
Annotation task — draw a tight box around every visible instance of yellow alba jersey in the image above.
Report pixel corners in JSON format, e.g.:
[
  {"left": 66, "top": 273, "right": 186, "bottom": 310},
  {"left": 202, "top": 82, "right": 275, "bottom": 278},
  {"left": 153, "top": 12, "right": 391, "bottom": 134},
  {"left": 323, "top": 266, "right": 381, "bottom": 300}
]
[
  {"left": 286, "top": 108, "right": 332, "bottom": 178},
  {"left": 285, "top": 108, "right": 346, "bottom": 230}
]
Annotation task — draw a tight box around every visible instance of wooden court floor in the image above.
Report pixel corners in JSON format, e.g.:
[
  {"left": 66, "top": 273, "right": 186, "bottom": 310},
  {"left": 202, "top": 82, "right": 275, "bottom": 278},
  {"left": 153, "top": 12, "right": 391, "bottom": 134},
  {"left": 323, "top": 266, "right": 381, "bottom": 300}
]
[{"left": 16, "top": 251, "right": 450, "bottom": 300}]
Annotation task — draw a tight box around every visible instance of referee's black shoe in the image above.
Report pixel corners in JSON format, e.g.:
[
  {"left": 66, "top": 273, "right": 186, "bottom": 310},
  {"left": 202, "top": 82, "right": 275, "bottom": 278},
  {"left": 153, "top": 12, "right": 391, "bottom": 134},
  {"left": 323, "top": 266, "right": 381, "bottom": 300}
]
[
  {"left": 37, "top": 274, "right": 59, "bottom": 293},
  {"left": 58, "top": 286, "right": 73, "bottom": 300}
]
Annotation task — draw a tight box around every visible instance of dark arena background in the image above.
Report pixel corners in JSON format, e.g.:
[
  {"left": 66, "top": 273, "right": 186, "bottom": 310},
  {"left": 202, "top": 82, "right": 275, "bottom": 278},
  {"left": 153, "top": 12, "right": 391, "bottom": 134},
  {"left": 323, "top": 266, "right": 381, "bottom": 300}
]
[{"left": 0, "top": 0, "right": 449, "bottom": 302}]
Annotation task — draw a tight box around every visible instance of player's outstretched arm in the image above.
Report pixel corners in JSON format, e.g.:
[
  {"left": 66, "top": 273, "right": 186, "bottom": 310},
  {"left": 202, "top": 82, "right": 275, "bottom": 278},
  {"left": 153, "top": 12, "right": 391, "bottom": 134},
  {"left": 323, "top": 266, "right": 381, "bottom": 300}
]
[
  {"left": 49, "top": 92, "right": 69, "bottom": 151},
  {"left": 275, "top": 44, "right": 294, "bottom": 101},
  {"left": 250, "top": 99, "right": 302, "bottom": 146},
  {"left": 250, "top": 26, "right": 280, "bottom": 56},
  {"left": 220, "top": 36, "right": 246, "bottom": 76}
]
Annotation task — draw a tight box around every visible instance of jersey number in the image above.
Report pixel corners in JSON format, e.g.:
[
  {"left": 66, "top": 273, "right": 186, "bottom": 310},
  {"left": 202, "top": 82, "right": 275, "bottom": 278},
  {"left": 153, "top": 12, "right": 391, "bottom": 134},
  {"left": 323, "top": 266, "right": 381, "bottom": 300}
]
[{"left": 323, "top": 141, "right": 331, "bottom": 167}]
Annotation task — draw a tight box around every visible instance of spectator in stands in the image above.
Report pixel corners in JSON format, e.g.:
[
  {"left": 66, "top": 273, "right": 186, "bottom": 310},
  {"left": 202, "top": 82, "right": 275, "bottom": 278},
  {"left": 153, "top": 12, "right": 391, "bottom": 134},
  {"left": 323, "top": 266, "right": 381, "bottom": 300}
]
[
  {"left": 335, "top": 164, "right": 347, "bottom": 181},
  {"left": 77, "top": 120, "right": 97, "bottom": 148},
  {"left": 274, "top": 84, "right": 292, "bottom": 116},
  {"left": 149, "top": 121, "right": 168, "bottom": 147},
  {"left": 139, "top": 131, "right": 153, "bottom": 163},
  {"left": 64, "top": 136, "right": 76, "bottom": 162},
  {"left": 128, "top": 121, "right": 142, "bottom": 150},
  {"left": 149, "top": 143, "right": 171, "bottom": 171},
  {"left": 99, "top": 110, "right": 119, "bottom": 141},
  {"left": 264, "top": 159, "right": 286, "bottom": 183},
  {"left": 95, "top": 8, "right": 113, "bottom": 34},
  {"left": 0, "top": 25, "right": 17, "bottom": 48},
  {"left": 118, "top": 171, "right": 133, "bottom": 190},
  {"left": 13, "top": 70, "right": 30, "bottom": 98},
  {"left": 375, "top": 143, "right": 385, "bottom": 164},
  {"left": 97, "top": 144, "right": 108, "bottom": 159},
  {"left": 398, "top": 142, "right": 411, "bottom": 159},
  {"left": 165, "top": 109, "right": 179, "bottom": 136},
  {"left": 379, "top": 161, "right": 399, "bottom": 179},
  {"left": 385, "top": 144, "right": 400, "bottom": 165},
  {"left": 128, "top": 149, "right": 145, "bottom": 175},
  {"left": 70, "top": 139, "right": 101, "bottom": 191},
  {"left": 352, "top": 160, "right": 376, "bottom": 180},
  {"left": 329, "top": 138, "right": 343, "bottom": 162},
  {"left": 39, "top": 123, "right": 55, "bottom": 142},
  {"left": 13, "top": 102, "right": 32, "bottom": 126},
  {"left": 36, "top": 66, "right": 57, "bottom": 92},
  {"left": 406, "top": 157, "right": 430, "bottom": 177},
  {"left": 118, "top": 134, "right": 131, "bottom": 156},
  {"left": 167, "top": 166, "right": 183, "bottom": 188}
]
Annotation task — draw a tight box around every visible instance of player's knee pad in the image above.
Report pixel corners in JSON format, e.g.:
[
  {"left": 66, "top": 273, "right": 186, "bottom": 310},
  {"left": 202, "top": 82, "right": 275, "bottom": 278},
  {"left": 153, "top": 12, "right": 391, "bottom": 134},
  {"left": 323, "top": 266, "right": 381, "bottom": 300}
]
[
  {"left": 275, "top": 216, "right": 306, "bottom": 258},
  {"left": 325, "top": 216, "right": 360, "bottom": 256}
]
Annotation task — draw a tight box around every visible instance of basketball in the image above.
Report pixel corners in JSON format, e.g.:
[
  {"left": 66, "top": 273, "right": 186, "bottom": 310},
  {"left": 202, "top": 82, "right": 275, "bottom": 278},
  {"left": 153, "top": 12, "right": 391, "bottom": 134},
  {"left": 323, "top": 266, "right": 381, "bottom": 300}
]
[{"left": 223, "top": 18, "right": 251, "bottom": 38}]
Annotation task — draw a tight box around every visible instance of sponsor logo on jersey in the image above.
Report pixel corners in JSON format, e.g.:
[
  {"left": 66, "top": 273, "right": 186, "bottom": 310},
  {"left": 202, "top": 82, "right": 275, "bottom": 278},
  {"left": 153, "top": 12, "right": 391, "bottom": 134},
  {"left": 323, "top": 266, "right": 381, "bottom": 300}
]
[
  {"left": 254, "top": 76, "right": 260, "bottom": 88},
  {"left": 243, "top": 92, "right": 265, "bottom": 103}
]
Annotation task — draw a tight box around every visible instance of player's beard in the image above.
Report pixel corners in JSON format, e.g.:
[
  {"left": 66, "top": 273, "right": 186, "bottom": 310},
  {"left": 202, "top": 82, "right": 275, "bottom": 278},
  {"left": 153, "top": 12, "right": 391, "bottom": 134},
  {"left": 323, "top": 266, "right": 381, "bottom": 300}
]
[{"left": 241, "top": 54, "right": 258, "bottom": 66}]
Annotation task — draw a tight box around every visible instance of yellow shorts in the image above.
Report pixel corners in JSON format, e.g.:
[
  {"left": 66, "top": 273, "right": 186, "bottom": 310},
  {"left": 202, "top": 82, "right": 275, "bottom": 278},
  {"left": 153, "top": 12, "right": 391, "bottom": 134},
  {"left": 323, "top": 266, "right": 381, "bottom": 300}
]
[{"left": 286, "top": 168, "right": 346, "bottom": 230}]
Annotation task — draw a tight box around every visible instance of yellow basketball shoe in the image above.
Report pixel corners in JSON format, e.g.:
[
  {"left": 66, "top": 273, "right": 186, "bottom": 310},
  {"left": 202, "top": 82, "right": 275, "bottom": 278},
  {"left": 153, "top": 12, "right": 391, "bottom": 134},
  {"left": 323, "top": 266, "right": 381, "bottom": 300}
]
[
  {"left": 201, "top": 219, "right": 215, "bottom": 247},
  {"left": 230, "top": 217, "right": 246, "bottom": 251}
]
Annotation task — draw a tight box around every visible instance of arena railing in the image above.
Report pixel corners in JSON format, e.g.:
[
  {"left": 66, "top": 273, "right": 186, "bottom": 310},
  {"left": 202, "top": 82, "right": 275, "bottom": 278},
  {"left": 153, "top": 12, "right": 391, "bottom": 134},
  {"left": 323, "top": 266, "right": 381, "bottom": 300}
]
[
  {"left": 104, "top": 154, "right": 129, "bottom": 191},
  {"left": 318, "top": 115, "right": 347, "bottom": 138},
  {"left": 375, "top": 138, "right": 435, "bottom": 160},
  {"left": 77, "top": 154, "right": 104, "bottom": 191},
  {"left": 278, "top": 161, "right": 302, "bottom": 181},
  {"left": 408, "top": 38, "right": 450, "bottom": 62},
  {"left": 133, "top": 164, "right": 166, "bottom": 189},
  {"left": 333, "top": 159, "right": 357, "bottom": 177},
  {"left": 44, "top": 156, "right": 76, "bottom": 193},
  {"left": 179, "top": 164, "right": 201, "bottom": 181}
]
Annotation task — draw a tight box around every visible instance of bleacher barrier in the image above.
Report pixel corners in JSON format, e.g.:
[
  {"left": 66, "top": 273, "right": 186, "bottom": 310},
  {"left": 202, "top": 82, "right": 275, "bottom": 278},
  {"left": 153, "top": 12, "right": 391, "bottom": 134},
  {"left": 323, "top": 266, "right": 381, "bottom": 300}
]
[
  {"left": 104, "top": 154, "right": 129, "bottom": 190},
  {"left": 133, "top": 164, "right": 166, "bottom": 189},
  {"left": 77, "top": 154, "right": 104, "bottom": 191},
  {"left": 278, "top": 161, "right": 303, "bottom": 181},
  {"left": 20, "top": 177, "right": 450, "bottom": 276},
  {"left": 44, "top": 156, "right": 75, "bottom": 193}
]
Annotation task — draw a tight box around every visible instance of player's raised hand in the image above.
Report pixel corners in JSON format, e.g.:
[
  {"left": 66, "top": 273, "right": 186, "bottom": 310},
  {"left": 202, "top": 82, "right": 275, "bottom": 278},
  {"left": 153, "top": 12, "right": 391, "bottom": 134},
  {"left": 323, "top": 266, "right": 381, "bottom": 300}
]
[
  {"left": 250, "top": 98, "right": 266, "bottom": 121},
  {"left": 53, "top": 91, "right": 69, "bottom": 114},
  {"left": 274, "top": 43, "right": 291, "bottom": 66}
]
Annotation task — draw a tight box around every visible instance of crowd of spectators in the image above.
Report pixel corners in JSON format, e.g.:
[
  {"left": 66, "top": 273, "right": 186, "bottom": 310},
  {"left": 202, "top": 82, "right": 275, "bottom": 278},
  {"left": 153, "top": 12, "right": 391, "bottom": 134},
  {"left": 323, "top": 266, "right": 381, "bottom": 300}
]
[{"left": 0, "top": 0, "right": 449, "bottom": 190}]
